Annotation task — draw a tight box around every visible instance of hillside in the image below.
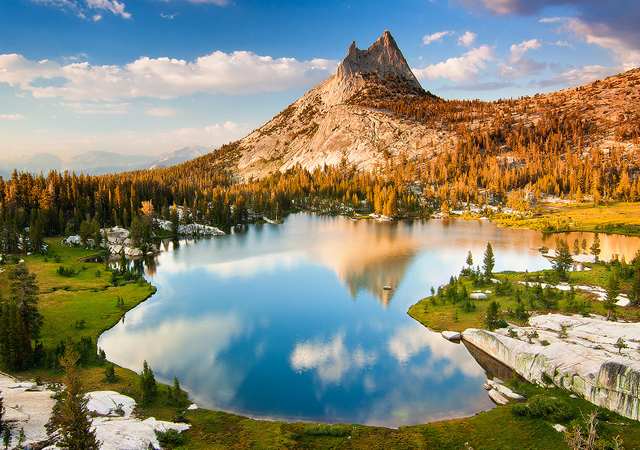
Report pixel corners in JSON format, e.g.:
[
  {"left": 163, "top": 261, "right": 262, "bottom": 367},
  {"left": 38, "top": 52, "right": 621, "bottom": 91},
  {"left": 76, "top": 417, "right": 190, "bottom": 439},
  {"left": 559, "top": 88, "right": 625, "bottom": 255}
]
[
  {"left": 233, "top": 31, "right": 443, "bottom": 180},
  {"left": 217, "top": 31, "right": 639, "bottom": 184}
]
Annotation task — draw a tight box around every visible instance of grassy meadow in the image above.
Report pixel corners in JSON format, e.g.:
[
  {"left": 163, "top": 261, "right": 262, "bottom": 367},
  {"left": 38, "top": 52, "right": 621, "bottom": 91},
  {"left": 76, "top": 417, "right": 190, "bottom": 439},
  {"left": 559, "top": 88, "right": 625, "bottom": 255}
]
[{"left": 495, "top": 201, "right": 640, "bottom": 236}]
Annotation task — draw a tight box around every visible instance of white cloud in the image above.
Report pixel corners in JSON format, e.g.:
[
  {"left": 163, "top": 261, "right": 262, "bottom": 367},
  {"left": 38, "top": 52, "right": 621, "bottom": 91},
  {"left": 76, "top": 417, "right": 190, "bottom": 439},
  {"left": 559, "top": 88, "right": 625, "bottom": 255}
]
[
  {"left": 0, "top": 52, "right": 338, "bottom": 101},
  {"left": 564, "top": 17, "right": 640, "bottom": 69},
  {"left": 423, "top": 31, "right": 454, "bottom": 45},
  {"left": 539, "top": 16, "right": 562, "bottom": 23},
  {"left": 413, "top": 45, "right": 497, "bottom": 82},
  {"left": 30, "top": 0, "right": 131, "bottom": 19},
  {"left": 0, "top": 114, "right": 26, "bottom": 120},
  {"left": 496, "top": 39, "right": 546, "bottom": 79},
  {"left": 457, "top": 0, "right": 640, "bottom": 69},
  {"left": 539, "top": 64, "right": 621, "bottom": 88},
  {"left": 509, "top": 39, "right": 541, "bottom": 63},
  {"left": 458, "top": 31, "right": 477, "bottom": 47}
]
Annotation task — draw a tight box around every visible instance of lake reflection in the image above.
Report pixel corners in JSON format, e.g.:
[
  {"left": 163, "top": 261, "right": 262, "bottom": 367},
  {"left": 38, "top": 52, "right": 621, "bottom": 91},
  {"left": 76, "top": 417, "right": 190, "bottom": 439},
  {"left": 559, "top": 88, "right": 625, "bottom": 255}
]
[{"left": 98, "top": 214, "right": 639, "bottom": 427}]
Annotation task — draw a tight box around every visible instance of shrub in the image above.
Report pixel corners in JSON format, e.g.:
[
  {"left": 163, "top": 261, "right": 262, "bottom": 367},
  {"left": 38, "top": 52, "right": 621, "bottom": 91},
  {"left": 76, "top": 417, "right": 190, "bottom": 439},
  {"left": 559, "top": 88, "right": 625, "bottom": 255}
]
[
  {"left": 528, "top": 395, "right": 573, "bottom": 422},
  {"left": 156, "top": 429, "right": 185, "bottom": 448},
  {"left": 510, "top": 403, "right": 529, "bottom": 416}
]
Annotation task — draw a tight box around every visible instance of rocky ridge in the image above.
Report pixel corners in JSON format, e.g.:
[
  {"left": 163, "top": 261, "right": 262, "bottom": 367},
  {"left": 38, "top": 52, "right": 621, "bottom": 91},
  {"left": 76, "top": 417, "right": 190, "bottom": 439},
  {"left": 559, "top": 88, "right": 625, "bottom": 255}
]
[{"left": 226, "top": 31, "right": 640, "bottom": 182}]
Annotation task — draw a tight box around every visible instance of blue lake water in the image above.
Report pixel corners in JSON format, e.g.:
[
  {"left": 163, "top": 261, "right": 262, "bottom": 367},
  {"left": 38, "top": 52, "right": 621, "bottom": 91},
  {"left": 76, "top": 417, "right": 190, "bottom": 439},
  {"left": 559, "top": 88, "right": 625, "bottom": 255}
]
[{"left": 98, "top": 213, "right": 635, "bottom": 426}]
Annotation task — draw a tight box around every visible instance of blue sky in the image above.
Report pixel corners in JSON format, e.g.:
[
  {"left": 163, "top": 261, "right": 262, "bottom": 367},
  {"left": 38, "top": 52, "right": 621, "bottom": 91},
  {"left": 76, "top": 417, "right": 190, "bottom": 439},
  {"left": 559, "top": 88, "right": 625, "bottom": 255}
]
[{"left": 0, "top": 0, "right": 638, "bottom": 159}]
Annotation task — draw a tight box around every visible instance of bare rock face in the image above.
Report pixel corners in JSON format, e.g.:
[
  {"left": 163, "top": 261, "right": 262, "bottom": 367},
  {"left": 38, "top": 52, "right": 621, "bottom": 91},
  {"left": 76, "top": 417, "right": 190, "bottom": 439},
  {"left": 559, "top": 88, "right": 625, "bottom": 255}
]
[
  {"left": 327, "top": 30, "right": 423, "bottom": 107},
  {"left": 463, "top": 314, "right": 640, "bottom": 421},
  {"left": 234, "top": 31, "right": 442, "bottom": 180}
]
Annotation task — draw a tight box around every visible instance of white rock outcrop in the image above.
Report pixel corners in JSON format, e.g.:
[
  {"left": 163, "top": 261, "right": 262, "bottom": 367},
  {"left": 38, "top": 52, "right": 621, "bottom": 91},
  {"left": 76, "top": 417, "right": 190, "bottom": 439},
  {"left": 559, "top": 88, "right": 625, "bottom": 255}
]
[
  {"left": 0, "top": 375, "right": 189, "bottom": 450},
  {"left": 463, "top": 314, "right": 640, "bottom": 420},
  {"left": 0, "top": 373, "right": 56, "bottom": 446}
]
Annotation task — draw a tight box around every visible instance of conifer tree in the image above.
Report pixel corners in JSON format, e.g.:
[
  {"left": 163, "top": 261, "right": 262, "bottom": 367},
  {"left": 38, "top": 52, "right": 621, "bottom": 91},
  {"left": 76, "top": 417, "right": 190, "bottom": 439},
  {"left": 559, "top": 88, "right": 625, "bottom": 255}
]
[
  {"left": 47, "top": 348, "right": 100, "bottom": 450},
  {"left": 0, "top": 300, "right": 30, "bottom": 369},
  {"left": 483, "top": 243, "right": 495, "bottom": 280},
  {"left": 140, "top": 360, "right": 157, "bottom": 405},
  {"left": 8, "top": 264, "right": 42, "bottom": 349},
  {"left": 553, "top": 239, "right": 573, "bottom": 281},
  {"left": 485, "top": 300, "right": 501, "bottom": 331},
  {"left": 604, "top": 273, "right": 620, "bottom": 320}
]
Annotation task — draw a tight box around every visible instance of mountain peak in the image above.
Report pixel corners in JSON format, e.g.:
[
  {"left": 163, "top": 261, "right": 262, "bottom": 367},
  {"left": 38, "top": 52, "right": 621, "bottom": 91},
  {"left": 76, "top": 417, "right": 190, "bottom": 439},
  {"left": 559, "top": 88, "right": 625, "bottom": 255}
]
[
  {"left": 319, "top": 31, "right": 422, "bottom": 106},
  {"left": 336, "top": 30, "right": 421, "bottom": 90}
]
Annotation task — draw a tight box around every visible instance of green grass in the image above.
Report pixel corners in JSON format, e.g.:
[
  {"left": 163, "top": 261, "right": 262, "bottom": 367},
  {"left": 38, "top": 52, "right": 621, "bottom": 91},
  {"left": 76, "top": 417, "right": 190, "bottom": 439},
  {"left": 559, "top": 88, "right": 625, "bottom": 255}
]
[
  {"left": 38, "top": 282, "right": 155, "bottom": 349},
  {"left": 409, "top": 264, "right": 640, "bottom": 333},
  {"left": 496, "top": 201, "right": 640, "bottom": 236}
]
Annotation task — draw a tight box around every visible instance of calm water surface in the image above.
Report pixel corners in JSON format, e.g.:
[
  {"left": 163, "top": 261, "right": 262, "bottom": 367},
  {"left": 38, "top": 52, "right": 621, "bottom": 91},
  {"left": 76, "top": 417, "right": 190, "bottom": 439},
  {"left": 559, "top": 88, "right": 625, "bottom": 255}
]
[{"left": 98, "top": 214, "right": 640, "bottom": 427}]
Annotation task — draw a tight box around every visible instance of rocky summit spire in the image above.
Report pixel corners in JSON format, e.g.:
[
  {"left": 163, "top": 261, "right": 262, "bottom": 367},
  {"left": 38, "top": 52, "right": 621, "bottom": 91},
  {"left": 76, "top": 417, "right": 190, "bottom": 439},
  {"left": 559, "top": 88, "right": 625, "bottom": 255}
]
[
  {"left": 336, "top": 30, "right": 422, "bottom": 90},
  {"left": 322, "top": 30, "right": 422, "bottom": 106}
]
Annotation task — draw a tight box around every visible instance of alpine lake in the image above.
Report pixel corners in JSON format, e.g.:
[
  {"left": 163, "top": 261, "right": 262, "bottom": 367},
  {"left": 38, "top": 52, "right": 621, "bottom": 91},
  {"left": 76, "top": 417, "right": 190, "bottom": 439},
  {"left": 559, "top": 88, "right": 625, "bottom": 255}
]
[{"left": 98, "top": 213, "right": 640, "bottom": 427}]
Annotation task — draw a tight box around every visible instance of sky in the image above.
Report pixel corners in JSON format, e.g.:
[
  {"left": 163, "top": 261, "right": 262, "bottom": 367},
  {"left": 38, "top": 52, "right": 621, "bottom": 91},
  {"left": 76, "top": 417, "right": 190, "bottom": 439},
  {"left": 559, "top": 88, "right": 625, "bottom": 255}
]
[{"left": 0, "top": 0, "right": 639, "bottom": 160}]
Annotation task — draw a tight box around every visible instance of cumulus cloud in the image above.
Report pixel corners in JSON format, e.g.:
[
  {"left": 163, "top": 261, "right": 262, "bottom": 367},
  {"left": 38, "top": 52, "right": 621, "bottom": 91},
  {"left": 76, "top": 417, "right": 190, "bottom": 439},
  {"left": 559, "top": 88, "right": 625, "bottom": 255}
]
[
  {"left": 0, "top": 52, "right": 338, "bottom": 101},
  {"left": 423, "top": 31, "right": 454, "bottom": 45},
  {"left": 563, "top": 17, "right": 640, "bottom": 69},
  {"left": 0, "top": 114, "right": 26, "bottom": 120},
  {"left": 496, "top": 38, "right": 547, "bottom": 79},
  {"left": 456, "top": 0, "right": 640, "bottom": 69},
  {"left": 458, "top": 31, "right": 477, "bottom": 47},
  {"left": 413, "top": 45, "right": 497, "bottom": 82},
  {"left": 455, "top": 0, "right": 571, "bottom": 16},
  {"left": 538, "top": 64, "right": 620, "bottom": 88},
  {"left": 30, "top": 0, "right": 131, "bottom": 19}
]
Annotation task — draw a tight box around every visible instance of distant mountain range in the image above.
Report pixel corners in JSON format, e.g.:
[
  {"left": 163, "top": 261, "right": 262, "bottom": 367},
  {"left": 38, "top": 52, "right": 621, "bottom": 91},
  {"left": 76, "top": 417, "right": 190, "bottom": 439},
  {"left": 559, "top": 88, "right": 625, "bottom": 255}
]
[{"left": 0, "top": 145, "right": 212, "bottom": 178}]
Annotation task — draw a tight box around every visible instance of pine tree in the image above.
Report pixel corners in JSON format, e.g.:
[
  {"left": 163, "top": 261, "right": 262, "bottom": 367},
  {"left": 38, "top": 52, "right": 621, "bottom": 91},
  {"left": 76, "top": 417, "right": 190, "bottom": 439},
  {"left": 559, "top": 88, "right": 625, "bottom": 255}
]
[
  {"left": 170, "top": 204, "right": 180, "bottom": 236},
  {"left": 483, "top": 243, "right": 495, "bottom": 280},
  {"left": 0, "top": 300, "right": 30, "bottom": 369},
  {"left": 485, "top": 300, "right": 501, "bottom": 331},
  {"left": 604, "top": 273, "right": 620, "bottom": 320},
  {"left": 46, "top": 348, "right": 100, "bottom": 450},
  {"left": 140, "top": 360, "right": 157, "bottom": 405},
  {"left": 8, "top": 264, "right": 42, "bottom": 349},
  {"left": 167, "top": 376, "right": 189, "bottom": 408},
  {"left": 553, "top": 239, "right": 573, "bottom": 281},
  {"left": 466, "top": 251, "right": 473, "bottom": 268}
]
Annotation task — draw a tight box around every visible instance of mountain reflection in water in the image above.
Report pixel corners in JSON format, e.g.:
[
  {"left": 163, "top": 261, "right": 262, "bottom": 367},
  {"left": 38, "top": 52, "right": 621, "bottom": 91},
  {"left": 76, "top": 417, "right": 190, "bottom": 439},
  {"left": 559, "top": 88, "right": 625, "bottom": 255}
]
[{"left": 99, "top": 213, "right": 640, "bottom": 427}]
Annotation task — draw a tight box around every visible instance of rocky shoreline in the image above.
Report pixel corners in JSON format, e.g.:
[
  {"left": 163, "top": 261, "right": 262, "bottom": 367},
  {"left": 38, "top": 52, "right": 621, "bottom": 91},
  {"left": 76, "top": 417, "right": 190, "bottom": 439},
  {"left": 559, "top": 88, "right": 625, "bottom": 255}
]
[
  {"left": 461, "top": 313, "right": 640, "bottom": 420},
  {"left": 63, "top": 221, "right": 225, "bottom": 258}
]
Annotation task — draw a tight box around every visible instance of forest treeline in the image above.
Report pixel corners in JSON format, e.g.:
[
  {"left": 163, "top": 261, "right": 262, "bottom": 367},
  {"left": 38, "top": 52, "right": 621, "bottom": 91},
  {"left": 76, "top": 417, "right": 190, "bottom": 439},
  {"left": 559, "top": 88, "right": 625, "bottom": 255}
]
[{"left": 1, "top": 72, "right": 640, "bottom": 255}]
